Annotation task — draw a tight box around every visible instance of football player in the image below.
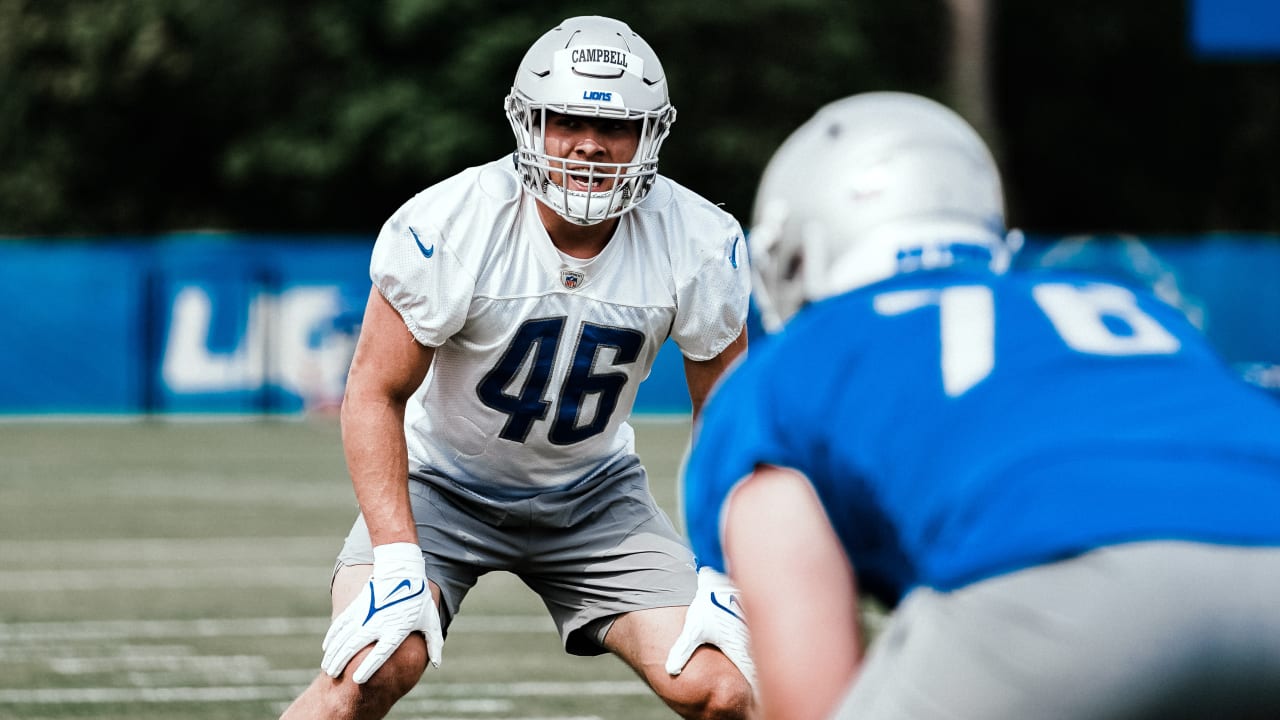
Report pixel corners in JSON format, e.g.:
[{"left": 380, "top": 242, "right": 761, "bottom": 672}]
[
  {"left": 280, "top": 15, "right": 755, "bottom": 720},
  {"left": 681, "top": 91, "right": 1280, "bottom": 720}
]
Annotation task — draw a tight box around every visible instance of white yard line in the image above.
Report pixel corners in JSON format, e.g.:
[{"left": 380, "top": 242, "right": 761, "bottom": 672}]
[
  {"left": 49, "top": 654, "right": 271, "bottom": 674},
  {"left": 0, "top": 536, "right": 338, "bottom": 560},
  {"left": 0, "top": 614, "right": 554, "bottom": 642},
  {"left": 418, "top": 682, "right": 650, "bottom": 697},
  {"left": 0, "top": 566, "right": 328, "bottom": 591},
  {"left": 0, "top": 686, "right": 297, "bottom": 703},
  {"left": 0, "top": 680, "right": 648, "bottom": 705}
]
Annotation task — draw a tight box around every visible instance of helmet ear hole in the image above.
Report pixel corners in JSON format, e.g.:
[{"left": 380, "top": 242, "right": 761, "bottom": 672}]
[{"left": 783, "top": 251, "right": 804, "bottom": 283}]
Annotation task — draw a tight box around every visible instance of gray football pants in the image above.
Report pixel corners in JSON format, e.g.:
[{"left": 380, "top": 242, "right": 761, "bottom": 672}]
[{"left": 834, "top": 541, "right": 1280, "bottom": 720}]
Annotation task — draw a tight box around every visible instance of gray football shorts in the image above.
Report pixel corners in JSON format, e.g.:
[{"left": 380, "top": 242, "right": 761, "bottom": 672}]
[
  {"left": 336, "top": 454, "right": 698, "bottom": 656},
  {"left": 833, "top": 540, "right": 1280, "bottom": 720}
]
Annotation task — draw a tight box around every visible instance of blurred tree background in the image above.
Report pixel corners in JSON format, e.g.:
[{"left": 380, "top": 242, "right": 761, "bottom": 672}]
[{"left": 1, "top": 0, "right": 1277, "bottom": 237}]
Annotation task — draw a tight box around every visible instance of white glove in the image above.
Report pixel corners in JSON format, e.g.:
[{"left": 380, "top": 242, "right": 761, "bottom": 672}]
[
  {"left": 321, "top": 542, "right": 445, "bottom": 684},
  {"left": 665, "top": 567, "right": 757, "bottom": 690}
]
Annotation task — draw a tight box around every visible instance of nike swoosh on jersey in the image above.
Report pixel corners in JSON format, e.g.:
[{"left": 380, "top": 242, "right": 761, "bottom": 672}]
[
  {"left": 709, "top": 591, "right": 746, "bottom": 623},
  {"left": 410, "top": 226, "right": 435, "bottom": 259},
  {"left": 729, "top": 236, "right": 741, "bottom": 269},
  {"left": 363, "top": 579, "right": 426, "bottom": 625}
]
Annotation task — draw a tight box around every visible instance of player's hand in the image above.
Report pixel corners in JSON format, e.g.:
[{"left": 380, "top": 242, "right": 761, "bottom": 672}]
[
  {"left": 665, "top": 567, "right": 757, "bottom": 690},
  {"left": 321, "top": 542, "right": 444, "bottom": 683}
]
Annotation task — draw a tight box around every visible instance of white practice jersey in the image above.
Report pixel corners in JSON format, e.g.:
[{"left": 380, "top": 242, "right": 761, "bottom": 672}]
[{"left": 370, "top": 158, "right": 750, "bottom": 494}]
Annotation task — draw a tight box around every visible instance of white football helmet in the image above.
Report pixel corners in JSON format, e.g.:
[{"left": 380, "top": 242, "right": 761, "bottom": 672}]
[
  {"left": 749, "top": 92, "right": 1011, "bottom": 331},
  {"left": 504, "top": 16, "right": 676, "bottom": 226}
]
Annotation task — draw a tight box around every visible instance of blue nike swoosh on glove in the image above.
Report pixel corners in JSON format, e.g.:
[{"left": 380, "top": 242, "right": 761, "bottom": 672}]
[
  {"left": 363, "top": 579, "right": 426, "bottom": 625},
  {"left": 709, "top": 591, "right": 746, "bottom": 623}
]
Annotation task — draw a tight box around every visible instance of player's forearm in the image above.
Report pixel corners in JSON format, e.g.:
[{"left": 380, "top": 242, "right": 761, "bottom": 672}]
[
  {"left": 684, "top": 326, "right": 748, "bottom": 420},
  {"left": 738, "top": 560, "right": 861, "bottom": 719},
  {"left": 755, "top": 627, "right": 860, "bottom": 720},
  {"left": 341, "top": 393, "right": 418, "bottom": 547},
  {"left": 726, "top": 466, "right": 862, "bottom": 719}
]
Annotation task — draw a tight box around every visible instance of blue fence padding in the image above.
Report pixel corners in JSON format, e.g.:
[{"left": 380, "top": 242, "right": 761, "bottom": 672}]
[
  {"left": 0, "top": 242, "right": 150, "bottom": 413},
  {"left": 1162, "top": 236, "right": 1280, "bottom": 366},
  {"left": 0, "top": 232, "right": 1276, "bottom": 415}
]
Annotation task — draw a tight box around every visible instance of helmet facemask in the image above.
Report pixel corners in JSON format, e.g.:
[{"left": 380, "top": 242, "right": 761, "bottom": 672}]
[{"left": 506, "top": 89, "right": 675, "bottom": 226}]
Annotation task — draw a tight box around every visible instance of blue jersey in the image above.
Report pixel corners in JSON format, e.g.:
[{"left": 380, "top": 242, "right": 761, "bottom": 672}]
[{"left": 683, "top": 267, "right": 1280, "bottom": 607}]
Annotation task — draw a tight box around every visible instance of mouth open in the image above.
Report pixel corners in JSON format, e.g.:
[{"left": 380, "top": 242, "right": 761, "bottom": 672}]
[{"left": 563, "top": 165, "right": 614, "bottom": 192}]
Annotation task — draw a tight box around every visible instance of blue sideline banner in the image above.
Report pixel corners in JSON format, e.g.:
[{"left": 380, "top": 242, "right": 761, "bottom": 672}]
[
  {"left": 0, "top": 233, "right": 697, "bottom": 415},
  {"left": 0, "top": 232, "right": 1276, "bottom": 416},
  {"left": 145, "top": 237, "right": 374, "bottom": 414},
  {"left": 0, "top": 234, "right": 372, "bottom": 415}
]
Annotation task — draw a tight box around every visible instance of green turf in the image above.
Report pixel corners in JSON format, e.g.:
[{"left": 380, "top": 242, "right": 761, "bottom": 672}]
[{"left": 0, "top": 417, "right": 697, "bottom": 719}]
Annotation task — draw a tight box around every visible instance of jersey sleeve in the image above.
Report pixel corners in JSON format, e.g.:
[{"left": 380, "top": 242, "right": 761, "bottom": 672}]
[
  {"left": 670, "top": 218, "right": 751, "bottom": 361},
  {"left": 369, "top": 195, "right": 477, "bottom": 348}
]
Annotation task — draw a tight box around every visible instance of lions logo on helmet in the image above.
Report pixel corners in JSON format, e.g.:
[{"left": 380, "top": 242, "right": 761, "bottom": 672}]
[{"left": 505, "top": 16, "right": 677, "bottom": 226}]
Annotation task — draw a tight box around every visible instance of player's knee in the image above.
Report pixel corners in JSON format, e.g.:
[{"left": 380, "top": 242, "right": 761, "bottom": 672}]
[
  {"left": 698, "top": 670, "right": 753, "bottom": 720},
  {"left": 364, "top": 635, "right": 429, "bottom": 698},
  {"left": 663, "top": 662, "right": 753, "bottom": 720},
  {"left": 336, "top": 636, "right": 428, "bottom": 713}
]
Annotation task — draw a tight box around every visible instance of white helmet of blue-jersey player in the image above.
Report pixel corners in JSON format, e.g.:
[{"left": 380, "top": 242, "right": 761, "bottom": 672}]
[
  {"left": 749, "top": 91, "right": 1011, "bottom": 332},
  {"left": 504, "top": 16, "right": 677, "bottom": 226}
]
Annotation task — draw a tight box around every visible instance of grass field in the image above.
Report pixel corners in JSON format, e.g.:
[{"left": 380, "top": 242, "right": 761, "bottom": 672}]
[{"left": 0, "top": 417, "right": 700, "bottom": 720}]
